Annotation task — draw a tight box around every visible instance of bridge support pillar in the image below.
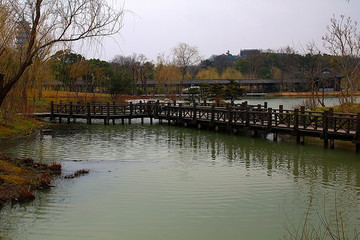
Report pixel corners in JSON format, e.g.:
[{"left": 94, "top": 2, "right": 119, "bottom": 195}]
[
  {"left": 251, "top": 130, "right": 257, "bottom": 137},
  {"left": 324, "top": 139, "right": 329, "bottom": 148},
  {"left": 330, "top": 139, "right": 335, "bottom": 149},
  {"left": 273, "top": 132, "right": 278, "bottom": 142},
  {"left": 296, "top": 134, "right": 304, "bottom": 144}
]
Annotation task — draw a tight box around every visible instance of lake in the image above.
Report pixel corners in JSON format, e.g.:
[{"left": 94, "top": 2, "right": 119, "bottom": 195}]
[
  {"left": 0, "top": 117, "right": 359, "bottom": 239},
  {"left": 237, "top": 96, "right": 359, "bottom": 109}
]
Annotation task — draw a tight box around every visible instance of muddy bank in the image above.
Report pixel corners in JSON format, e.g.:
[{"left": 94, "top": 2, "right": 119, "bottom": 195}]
[{"left": 0, "top": 153, "right": 61, "bottom": 208}]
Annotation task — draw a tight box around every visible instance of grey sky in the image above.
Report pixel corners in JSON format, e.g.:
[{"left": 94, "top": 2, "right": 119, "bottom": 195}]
[{"left": 81, "top": 0, "right": 360, "bottom": 62}]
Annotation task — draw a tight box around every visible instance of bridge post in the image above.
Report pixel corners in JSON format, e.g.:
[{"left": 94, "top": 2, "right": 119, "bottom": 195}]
[
  {"left": 294, "top": 109, "right": 300, "bottom": 144},
  {"left": 267, "top": 108, "right": 272, "bottom": 130},
  {"left": 50, "top": 101, "right": 54, "bottom": 121},
  {"left": 129, "top": 102, "right": 133, "bottom": 124},
  {"left": 113, "top": 101, "right": 117, "bottom": 115},
  {"left": 58, "top": 101, "right": 62, "bottom": 123},
  {"left": 279, "top": 105, "right": 283, "bottom": 113},
  {"left": 140, "top": 101, "right": 144, "bottom": 124},
  {"left": 155, "top": 100, "right": 160, "bottom": 118},
  {"left": 245, "top": 106, "right": 250, "bottom": 127},
  {"left": 193, "top": 103, "right": 197, "bottom": 122},
  {"left": 227, "top": 104, "right": 233, "bottom": 126},
  {"left": 112, "top": 102, "right": 116, "bottom": 125},
  {"left": 328, "top": 107, "right": 334, "bottom": 130},
  {"left": 257, "top": 104, "right": 261, "bottom": 111},
  {"left": 211, "top": 104, "right": 215, "bottom": 125},
  {"left": 178, "top": 103, "right": 183, "bottom": 123},
  {"left": 87, "top": 102, "right": 91, "bottom": 124},
  {"left": 105, "top": 102, "right": 110, "bottom": 125},
  {"left": 323, "top": 110, "right": 329, "bottom": 148},
  {"left": 300, "top": 106, "right": 305, "bottom": 127},
  {"left": 68, "top": 102, "right": 73, "bottom": 124},
  {"left": 147, "top": 101, "right": 153, "bottom": 124},
  {"left": 356, "top": 112, "right": 360, "bottom": 153},
  {"left": 167, "top": 102, "right": 171, "bottom": 125}
]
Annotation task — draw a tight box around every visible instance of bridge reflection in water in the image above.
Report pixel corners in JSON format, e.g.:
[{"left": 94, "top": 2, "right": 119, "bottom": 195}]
[{"left": 41, "top": 101, "right": 360, "bottom": 152}]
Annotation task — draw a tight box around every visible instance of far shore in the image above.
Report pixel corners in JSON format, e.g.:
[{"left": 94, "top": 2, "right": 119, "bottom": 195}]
[{"left": 265, "top": 91, "right": 360, "bottom": 97}]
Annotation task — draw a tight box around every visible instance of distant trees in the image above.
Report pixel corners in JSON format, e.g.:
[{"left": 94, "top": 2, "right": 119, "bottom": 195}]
[
  {"left": 196, "top": 67, "right": 220, "bottom": 79},
  {"left": 154, "top": 54, "right": 182, "bottom": 97},
  {"left": 111, "top": 54, "right": 154, "bottom": 95},
  {"left": 200, "top": 80, "right": 245, "bottom": 103},
  {"left": 109, "top": 61, "right": 133, "bottom": 96},
  {"left": 49, "top": 50, "right": 85, "bottom": 92},
  {"left": 49, "top": 50, "right": 112, "bottom": 94}
]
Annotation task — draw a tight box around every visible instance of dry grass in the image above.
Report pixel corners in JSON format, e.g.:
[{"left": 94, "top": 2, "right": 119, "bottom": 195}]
[
  {"left": 0, "top": 154, "right": 61, "bottom": 207},
  {"left": 267, "top": 91, "right": 360, "bottom": 97},
  {"left": 0, "top": 114, "right": 45, "bottom": 138}
]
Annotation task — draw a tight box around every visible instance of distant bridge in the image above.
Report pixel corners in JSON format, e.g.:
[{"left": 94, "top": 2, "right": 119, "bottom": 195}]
[{"left": 34, "top": 101, "right": 360, "bottom": 153}]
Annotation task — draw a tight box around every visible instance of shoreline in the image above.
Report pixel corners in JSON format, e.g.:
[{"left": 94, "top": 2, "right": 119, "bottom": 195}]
[
  {"left": 265, "top": 91, "right": 360, "bottom": 97},
  {"left": 0, "top": 153, "right": 61, "bottom": 208},
  {"left": 0, "top": 114, "right": 48, "bottom": 139}
]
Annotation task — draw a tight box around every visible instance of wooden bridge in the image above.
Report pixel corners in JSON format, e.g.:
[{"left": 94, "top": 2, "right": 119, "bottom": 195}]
[{"left": 39, "top": 101, "right": 360, "bottom": 152}]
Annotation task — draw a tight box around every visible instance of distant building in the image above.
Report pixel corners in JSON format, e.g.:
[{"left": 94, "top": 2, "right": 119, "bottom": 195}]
[
  {"left": 240, "top": 49, "right": 261, "bottom": 58},
  {"left": 16, "top": 20, "right": 31, "bottom": 47},
  {"left": 314, "top": 67, "right": 343, "bottom": 92}
]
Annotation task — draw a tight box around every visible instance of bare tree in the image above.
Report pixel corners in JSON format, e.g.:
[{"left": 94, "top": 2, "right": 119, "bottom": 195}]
[
  {"left": 302, "top": 43, "right": 326, "bottom": 109},
  {"left": 0, "top": 0, "right": 124, "bottom": 108},
  {"left": 322, "top": 15, "right": 360, "bottom": 103},
  {"left": 172, "top": 42, "right": 201, "bottom": 96}
]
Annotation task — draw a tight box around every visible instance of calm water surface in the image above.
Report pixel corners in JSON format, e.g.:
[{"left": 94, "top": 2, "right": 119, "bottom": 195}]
[
  {"left": 238, "top": 96, "right": 360, "bottom": 109},
  {"left": 0, "top": 121, "right": 359, "bottom": 240}
]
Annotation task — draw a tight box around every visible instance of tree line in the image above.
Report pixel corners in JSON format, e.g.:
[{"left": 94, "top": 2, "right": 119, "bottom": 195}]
[
  {"left": 0, "top": 0, "right": 359, "bottom": 111},
  {"left": 45, "top": 35, "right": 360, "bottom": 109}
]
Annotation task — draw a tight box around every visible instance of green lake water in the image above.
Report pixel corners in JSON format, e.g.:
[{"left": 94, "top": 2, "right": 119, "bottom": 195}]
[{"left": 0, "top": 120, "right": 359, "bottom": 240}]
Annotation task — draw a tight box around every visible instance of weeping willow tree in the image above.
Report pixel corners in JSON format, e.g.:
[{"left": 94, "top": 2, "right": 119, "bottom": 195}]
[{"left": 0, "top": 0, "right": 125, "bottom": 109}]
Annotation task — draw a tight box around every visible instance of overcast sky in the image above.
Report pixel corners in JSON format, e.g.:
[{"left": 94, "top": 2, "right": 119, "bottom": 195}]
[{"left": 79, "top": 0, "right": 360, "bottom": 62}]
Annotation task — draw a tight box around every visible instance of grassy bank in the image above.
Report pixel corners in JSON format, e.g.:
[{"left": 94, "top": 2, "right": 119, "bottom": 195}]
[
  {"left": 317, "top": 102, "right": 360, "bottom": 113},
  {"left": 266, "top": 91, "right": 360, "bottom": 97},
  {"left": 0, "top": 114, "right": 46, "bottom": 139},
  {"left": 0, "top": 153, "right": 61, "bottom": 208}
]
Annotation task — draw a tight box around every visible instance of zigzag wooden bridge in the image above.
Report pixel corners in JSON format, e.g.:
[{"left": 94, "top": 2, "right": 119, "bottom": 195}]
[{"left": 38, "top": 101, "right": 360, "bottom": 152}]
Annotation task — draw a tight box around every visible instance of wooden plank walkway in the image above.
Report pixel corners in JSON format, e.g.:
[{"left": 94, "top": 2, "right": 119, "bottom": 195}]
[{"left": 35, "top": 101, "right": 360, "bottom": 152}]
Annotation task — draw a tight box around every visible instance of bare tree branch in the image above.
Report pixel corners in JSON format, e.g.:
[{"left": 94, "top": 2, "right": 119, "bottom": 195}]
[{"left": 0, "top": 0, "right": 125, "bottom": 107}]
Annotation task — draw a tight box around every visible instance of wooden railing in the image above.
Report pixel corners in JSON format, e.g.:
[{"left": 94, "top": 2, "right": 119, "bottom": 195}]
[{"left": 49, "top": 101, "right": 360, "bottom": 152}]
